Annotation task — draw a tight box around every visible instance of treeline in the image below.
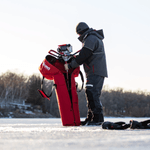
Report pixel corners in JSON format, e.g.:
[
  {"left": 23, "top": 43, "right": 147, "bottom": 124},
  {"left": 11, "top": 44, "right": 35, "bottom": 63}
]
[
  {"left": 0, "top": 71, "right": 150, "bottom": 117},
  {"left": 0, "top": 71, "right": 28, "bottom": 107},
  {"left": 101, "top": 86, "right": 150, "bottom": 117},
  {"left": 0, "top": 71, "right": 43, "bottom": 111}
]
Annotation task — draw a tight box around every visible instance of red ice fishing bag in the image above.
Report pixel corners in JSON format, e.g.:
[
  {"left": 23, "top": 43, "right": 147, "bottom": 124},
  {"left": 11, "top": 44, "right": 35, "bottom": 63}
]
[{"left": 38, "top": 47, "right": 83, "bottom": 126}]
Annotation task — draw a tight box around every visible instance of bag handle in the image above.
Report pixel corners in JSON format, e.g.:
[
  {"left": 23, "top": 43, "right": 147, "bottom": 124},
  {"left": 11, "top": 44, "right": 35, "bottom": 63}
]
[
  {"left": 38, "top": 77, "right": 57, "bottom": 100},
  {"left": 77, "top": 71, "right": 84, "bottom": 92}
]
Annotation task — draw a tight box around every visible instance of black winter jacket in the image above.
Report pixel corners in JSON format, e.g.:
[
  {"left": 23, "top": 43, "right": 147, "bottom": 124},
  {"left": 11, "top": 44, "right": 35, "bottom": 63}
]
[{"left": 70, "top": 28, "right": 108, "bottom": 78}]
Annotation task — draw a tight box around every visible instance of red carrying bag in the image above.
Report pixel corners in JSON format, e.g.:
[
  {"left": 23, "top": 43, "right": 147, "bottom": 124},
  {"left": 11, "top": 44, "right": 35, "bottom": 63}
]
[{"left": 38, "top": 50, "right": 83, "bottom": 126}]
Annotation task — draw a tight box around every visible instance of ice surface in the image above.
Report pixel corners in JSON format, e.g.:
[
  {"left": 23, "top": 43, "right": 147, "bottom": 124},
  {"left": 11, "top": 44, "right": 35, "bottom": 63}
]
[{"left": 0, "top": 117, "right": 150, "bottom": 150}]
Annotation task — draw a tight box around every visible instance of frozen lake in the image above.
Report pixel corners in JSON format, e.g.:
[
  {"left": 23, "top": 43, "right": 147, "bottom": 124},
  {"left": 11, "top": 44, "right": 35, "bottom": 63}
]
[{"left": 0, "top": 117, "right": 150, "bottom": 150}]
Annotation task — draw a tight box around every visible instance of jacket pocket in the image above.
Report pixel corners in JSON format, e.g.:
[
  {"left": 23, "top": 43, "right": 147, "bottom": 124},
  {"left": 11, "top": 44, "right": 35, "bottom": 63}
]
[
  {"left": 83, "top": 63, "right": 90, "bottom": 73},
  {"left": 84, "top": 63, "right": 90, "bottom": 69},
  {"left": 92, "top": 65, "right": 94, "bottom": 73}
]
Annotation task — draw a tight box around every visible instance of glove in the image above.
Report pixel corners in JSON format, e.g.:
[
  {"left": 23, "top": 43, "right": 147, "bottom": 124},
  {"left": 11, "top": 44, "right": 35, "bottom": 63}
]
[{"left": 64, "top": 63, "right": 69, "bottom": 71}]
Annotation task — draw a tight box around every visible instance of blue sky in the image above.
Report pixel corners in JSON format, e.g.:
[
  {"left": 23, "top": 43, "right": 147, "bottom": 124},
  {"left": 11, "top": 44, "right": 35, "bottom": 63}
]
[{"left": 0, "top": 0, "right": 150, "bottom": 91}]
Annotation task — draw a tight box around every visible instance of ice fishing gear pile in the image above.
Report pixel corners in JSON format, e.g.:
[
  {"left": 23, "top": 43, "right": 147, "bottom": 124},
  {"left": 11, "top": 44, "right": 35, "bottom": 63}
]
[
  {"left": 102, "top": 119, "right": 150, "bottom": 130},
  {"left": 38, "top": 44, "right": 84, "bottom": 126}
]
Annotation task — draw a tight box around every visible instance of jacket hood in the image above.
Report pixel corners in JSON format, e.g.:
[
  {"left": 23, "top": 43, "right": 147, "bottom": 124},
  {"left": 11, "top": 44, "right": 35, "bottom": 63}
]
[
  {"left": 78, "top": 28, "right": 104, "bottom": 42},
  {"left": 94, "top": 29, "right": 104, "bottom": 40}
]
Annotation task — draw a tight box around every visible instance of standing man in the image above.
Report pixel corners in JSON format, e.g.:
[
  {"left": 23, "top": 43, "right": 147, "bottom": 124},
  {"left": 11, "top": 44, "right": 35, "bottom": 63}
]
[{"left": 64, "top": 22, "right": 108, "bottom": 125}]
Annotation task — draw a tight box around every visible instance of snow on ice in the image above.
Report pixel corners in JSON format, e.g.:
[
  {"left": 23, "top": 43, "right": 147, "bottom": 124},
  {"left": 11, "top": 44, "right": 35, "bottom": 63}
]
[{"left": 0, "top": 117, "right": 150, "bottom": 150}]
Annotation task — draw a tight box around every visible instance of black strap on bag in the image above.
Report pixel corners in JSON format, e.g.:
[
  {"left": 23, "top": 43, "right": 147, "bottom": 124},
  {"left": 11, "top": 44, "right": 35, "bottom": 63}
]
[
  {"left": 77, "top": 71, "right": 84, "bottom": 92},
  {"left": 38, "top": 76, "right": 57, "bottom": 100},
  {"left": 38, "top": 70, "right": 84, "bottom": 100}
]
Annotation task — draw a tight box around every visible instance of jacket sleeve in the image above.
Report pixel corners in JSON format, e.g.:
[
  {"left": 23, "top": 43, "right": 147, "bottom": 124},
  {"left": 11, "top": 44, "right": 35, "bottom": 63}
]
[{"left": 69, "top": 47, "right": 92, "bottom": 68}]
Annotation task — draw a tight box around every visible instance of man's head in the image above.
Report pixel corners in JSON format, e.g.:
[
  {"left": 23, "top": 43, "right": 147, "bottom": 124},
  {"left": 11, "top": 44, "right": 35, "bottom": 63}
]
[{"left": 76, "top": 22, "right": 89, "bottom": 35}]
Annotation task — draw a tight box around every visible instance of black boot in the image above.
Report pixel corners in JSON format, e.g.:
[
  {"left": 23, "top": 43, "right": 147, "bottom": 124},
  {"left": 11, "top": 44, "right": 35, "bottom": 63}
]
[
  {"left": 87, "top": 113, "right": 104, "bottom": 126},
  {"left": 80, "top": 111, "right": 93, "bottom": 126}
]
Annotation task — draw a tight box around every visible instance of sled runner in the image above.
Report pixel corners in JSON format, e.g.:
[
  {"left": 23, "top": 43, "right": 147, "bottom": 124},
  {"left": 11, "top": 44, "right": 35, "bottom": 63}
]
[{"left": 38, "top": 44, "right": 84, "bottom": 126}]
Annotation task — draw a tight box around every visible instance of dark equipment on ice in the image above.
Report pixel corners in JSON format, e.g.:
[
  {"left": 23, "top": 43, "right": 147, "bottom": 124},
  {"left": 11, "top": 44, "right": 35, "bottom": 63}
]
[
  {"left": 38, "top": 44, "right": 84, "bottom": 126},
  {"left": 130, "top": 120, "right": 150, "bottom": 129},
  {"left": 102, "top": 121, "right": 130, "bottom": 130},
  {"left": 102, "top": 119, "right": 150, "bottom": 130}
]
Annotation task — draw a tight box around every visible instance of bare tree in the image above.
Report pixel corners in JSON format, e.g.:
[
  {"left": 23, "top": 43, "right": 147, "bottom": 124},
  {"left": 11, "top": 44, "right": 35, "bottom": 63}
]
[{"left": 0, "top": 71, "right": 28, "bottom": 108}]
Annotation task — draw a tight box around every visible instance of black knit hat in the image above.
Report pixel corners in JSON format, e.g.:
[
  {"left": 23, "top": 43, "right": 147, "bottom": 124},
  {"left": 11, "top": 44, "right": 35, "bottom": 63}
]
[{"left": 76, "top": 22, "right": 89, "bottom": 35}]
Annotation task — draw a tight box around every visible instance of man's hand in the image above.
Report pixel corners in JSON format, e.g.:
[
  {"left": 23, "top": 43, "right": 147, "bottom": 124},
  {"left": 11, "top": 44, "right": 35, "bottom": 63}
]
[{"left": 64, "top": 63, "right": 69, "bottom": 71}]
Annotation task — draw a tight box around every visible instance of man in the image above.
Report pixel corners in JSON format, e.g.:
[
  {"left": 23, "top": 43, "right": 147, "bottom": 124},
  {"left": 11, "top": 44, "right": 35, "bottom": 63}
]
[{"left": 64, "top": 22, "right": 108, "bottom": 125}]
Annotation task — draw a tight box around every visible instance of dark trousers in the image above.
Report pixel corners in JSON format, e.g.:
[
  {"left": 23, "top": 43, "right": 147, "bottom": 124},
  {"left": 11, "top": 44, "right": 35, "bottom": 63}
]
[{"left": 85, "top": 74, "right": 104, "bottom": 116}]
